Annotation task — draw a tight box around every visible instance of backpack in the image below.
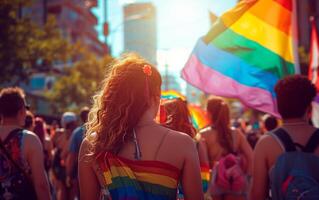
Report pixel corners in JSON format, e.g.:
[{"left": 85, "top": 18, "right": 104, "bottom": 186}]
[
  {"left": 0, "top": 129, "right": 37, "bottom": 200},
  {"left": 214, "top": 153, "right": 246, "bottom": 191},
  {"left": 270, "top": 128, "right": 319, "bottom": 200}
]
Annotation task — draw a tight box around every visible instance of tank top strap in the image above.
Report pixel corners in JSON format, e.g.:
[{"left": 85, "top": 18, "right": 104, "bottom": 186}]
[
  {"left": 133, "top": 129, "right": 142, "bottom": 160},
  {"left": 154, "top": 130, "right": 170, "bottom": 160}
]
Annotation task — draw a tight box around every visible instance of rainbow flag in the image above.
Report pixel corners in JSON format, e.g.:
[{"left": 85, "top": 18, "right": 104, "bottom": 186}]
[
  {"left": 188, "top": 104, "right": 210, "bottom": 129},
  {"left": 161, "top": 90, "right": 186, "bottom": 101},
  {"left": 182, "top": 0, "right": 296, "bottom": 117}
]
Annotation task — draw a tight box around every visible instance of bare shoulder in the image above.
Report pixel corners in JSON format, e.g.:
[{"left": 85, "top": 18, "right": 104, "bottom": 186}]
[
  {"left": 255, "top": 133, "right": 281, "bottom": 155},
  {"left": 23, "top": 130, "right": 42, "bottom": 148},
  {"left": 199, "top": 126, "right": 216, "bottom": 141},
  {"left": 167, "top": 128, "right": 193, "bottom": 142},
  {"left": 161, "top": 127, "right": 195, "bottom": 149},
  {"left": 79, "top": 137, "right": 94, "bottom": 159}
]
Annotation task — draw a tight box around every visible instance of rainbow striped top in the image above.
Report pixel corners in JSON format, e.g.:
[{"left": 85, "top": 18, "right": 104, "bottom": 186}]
[{"left": 96, "top": 152, "right": 180, "bottom": 200}]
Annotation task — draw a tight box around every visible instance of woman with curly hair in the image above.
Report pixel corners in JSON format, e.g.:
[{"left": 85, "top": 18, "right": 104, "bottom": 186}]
[
  {"left": 78, "top": 54, "right": 203, "bottom": 200},
  {"left": 162, "top": 98, "right": 196, "bottom": 137}
]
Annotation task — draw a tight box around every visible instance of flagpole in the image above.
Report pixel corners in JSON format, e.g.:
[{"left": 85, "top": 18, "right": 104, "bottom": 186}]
[{"left": 292, "top": 0, "right": 300, "bottom": 74}]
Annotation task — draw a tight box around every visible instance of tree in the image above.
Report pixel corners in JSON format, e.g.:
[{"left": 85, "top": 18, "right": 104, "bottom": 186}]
[
  {"left": 47, "top": 49, "right": 114, "bottom": 114},
  {"left": 0, "top": 0, "right": 71, "bottom": 84}
]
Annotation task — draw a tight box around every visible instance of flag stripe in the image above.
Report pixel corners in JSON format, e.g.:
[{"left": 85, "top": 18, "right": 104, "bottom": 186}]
[
  {"left": 273, "top": 0, "right": 292, "bottom": 11},
  {"left": 161, "top": 90, "right": 186, "bottom": 100},
  {"left": 203, "top": 0, "right": 256, "bottom": 43},
  {"left": 182, "top": 54, "right": 279, "bottom": 117},
  {"left": 230, "top": 12, "right": 293, "bottom": 63},
  {"left": 249, "top": 0, "right": 291, "bottom": 35},
  {"left": 211, "top": 29, "right": 295, "bottom": 78},
  {"left": 193, "top": 39, "right": 278, "bottom": 96},
  {"left": 188, "top": 104, "right": 210, "bottom": 129}
]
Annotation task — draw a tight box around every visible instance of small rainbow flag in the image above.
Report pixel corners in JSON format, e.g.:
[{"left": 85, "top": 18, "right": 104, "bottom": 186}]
[
  {"left": 182, "top": 0, "right": 296, "bottom": 117},
  {"left": 188, "top": 104, "right": 210, "bottom": 130},
  {"left": 161, "top": 90, "right": 186, "bottom": 101}
]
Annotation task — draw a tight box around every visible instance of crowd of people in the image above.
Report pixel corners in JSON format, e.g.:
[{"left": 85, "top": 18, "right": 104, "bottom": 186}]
[{"left": 0, "top": 54, "right": 318, "bottom": 200}]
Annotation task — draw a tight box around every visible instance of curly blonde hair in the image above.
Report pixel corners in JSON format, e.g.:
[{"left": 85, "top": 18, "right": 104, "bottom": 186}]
[{"left": 86, "top": 54, "right": 162, "bottom": 156}]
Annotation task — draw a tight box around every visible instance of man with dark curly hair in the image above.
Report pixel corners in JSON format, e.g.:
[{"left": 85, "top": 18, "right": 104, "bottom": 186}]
[{"left": 250, "top": 75, "right": 318, "bottom": 200}]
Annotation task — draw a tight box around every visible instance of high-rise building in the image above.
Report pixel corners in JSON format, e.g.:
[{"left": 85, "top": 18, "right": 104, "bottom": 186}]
[
  {"left": 19, "top": 0, "right": 109, "bottom": 115},
  {"left": 123, "top": 3, "right": 157, "bottom": 65},
  {"left": 24, "top": 0, "right": 108, "bottom": 56}
]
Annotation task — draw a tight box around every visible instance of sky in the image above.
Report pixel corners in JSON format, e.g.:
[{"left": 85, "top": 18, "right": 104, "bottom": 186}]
[{"left": 92, "top": 0, "right": 237, "bottom": 93}]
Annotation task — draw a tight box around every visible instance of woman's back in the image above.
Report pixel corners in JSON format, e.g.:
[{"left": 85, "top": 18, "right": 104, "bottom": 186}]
[
  {"left": 79, "top": 54, "right": 203, "bottom": 200},
  {"left": 81, "top": 124, "right": 202, "bottom": 200},
  {"left": 117, "top": 125, "right": 187, "bottom": 168},
  {"left": 201, "top": 127, "right": 239, "bottom": 164},
  {"left": 95, "top": 125, "right": 192, "bottom": 199}
]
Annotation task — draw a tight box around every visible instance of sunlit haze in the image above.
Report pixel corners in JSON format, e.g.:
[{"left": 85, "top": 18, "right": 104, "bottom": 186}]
[{"left": 93, "top": 0, "right": 237, "bottom": 93}]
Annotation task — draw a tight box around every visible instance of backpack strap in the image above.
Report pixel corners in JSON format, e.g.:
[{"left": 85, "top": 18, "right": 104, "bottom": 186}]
[
  {"left": 303, "top": 129, "right": 319, "bottom": 153},
  {"left": 2, "top": 128, "right": 23, "bottom": 144},
  {"left": 273, "top": 128, "right": 297, "bottom": 152},
  {"left": 0, "top": 129, "right": 30, "bottom": 178}
]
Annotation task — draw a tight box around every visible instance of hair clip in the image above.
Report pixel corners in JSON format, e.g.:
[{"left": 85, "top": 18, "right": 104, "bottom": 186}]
[{"left": 143, "top": 65, "right": 152, "bottom": 76}]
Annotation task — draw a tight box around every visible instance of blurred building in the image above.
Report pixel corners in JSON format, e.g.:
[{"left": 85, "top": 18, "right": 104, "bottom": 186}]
[
  {"left": 19, "top": 0, "right": 109, "bottom": 116},
  {"left": 123, "top": 3, "right": 157, "bottom": 65},
  {"left": 162, "top": 74, "right": 182, "bottom": 92},
  {"left": 24, "top": 0, "right": 108, "bottom": 56},
  {"left": 186, "top": 85, "right": 203, "bottom": 105}
]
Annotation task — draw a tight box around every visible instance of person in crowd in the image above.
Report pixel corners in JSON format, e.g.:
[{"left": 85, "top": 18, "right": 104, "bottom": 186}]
[
  {"left": 162, "top": 98, "right": 210, "bottom": 198},
  {"left": 200, "top": 97, "right": 253, "bottom": 200},
  {"left": 261, "top": 114, "right": 278, "bottom": 133},
  {"left": 34, "top": 117, "right": 54, "bottom": 172},
  {"left": 52, "top": 112, "right": 77, "bottom": 200},
  {"left": 79, "top": 54, "right": 203, "bottom": 200},
  {"left": 245, "top": 130, "right": 259, "bottom": 149},
  {"left": 24, "top": 110, "right": 35, "bottom": 131},
  {"left": 0, "top": 87, "right": 51, "bottom": 199},
  {"left": 163, "top": 98, "right": 197, "bottom": 137},
  {"left": 50, "top": 120, "right": 59, "bottom": 138},
  {"left": 250, "top": 75, "right": 319, "bottom": 200},
  {"left": 66, "top": 107, "right": 90, "bottom": 199}
]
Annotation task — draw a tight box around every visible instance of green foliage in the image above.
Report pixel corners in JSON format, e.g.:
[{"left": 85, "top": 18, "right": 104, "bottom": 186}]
[
  {"left": 0, "top": 0, "right": 70, "bottom": 84},
  {"left": 46, "top": 49, "right": 114, "bottom": 114}
]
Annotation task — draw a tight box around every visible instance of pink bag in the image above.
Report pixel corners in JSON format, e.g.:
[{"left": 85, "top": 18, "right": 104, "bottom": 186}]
[{"left": 215, "top": 153, "right": 246, "bottom": 191}]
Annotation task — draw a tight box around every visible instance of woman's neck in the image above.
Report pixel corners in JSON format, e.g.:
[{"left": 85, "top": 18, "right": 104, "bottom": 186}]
[{"left": 137, "top": 109, "right": 157, "bottom": 127}]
